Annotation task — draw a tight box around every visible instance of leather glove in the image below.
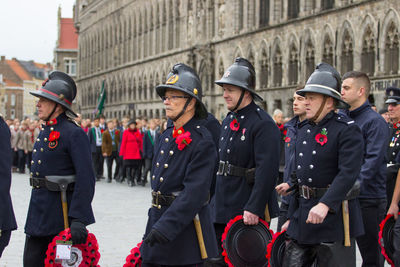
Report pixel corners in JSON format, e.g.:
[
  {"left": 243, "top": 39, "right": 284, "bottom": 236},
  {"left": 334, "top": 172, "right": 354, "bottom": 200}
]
[
  {"left": 144, "top": 229, "right": 169, "bottom": 247},
  {"left": 70, "top": 220, "right": 88, "bottom": 245}
]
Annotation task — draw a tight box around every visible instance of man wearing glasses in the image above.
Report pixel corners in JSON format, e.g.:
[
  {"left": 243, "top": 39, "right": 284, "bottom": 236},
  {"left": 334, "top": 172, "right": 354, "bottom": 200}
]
[
  {"left": 386, "top": 87, "right": 400, "bottom": 210},
  {"left": 140, "top": 63, "right": 218, "bottom": 266}
]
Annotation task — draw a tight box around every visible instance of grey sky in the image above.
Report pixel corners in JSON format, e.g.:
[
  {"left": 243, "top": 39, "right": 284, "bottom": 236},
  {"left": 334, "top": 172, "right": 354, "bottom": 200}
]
[{"left": 0, "top": 0, "right": 76, "bottom": 64}]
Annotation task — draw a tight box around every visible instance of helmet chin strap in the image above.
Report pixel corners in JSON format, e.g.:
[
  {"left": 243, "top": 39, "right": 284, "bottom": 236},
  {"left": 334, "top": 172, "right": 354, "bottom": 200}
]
[
  {"left": 171, "top": 97, "right": 193, "bottom": 122},
  {"left": 311, "top": 95, "right": 327, "bottom": 123},
  {"left": 45, "top": 103, "right": 59, "bottom": 122},
  {"left": 231, "top": 89, "right": 245, "bottom": 113}
]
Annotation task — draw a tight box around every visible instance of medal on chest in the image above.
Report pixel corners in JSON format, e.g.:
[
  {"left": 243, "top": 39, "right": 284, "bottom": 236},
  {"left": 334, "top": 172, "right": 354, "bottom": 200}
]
[{"left": 241, "top": 128, "right": 246, "bottom": 141}]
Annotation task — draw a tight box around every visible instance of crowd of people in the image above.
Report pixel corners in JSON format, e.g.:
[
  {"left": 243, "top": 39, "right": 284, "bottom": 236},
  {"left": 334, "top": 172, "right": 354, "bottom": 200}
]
[
  {"left": 3, "top": 59, "right": 400, "bottom": 267},
  {"left": 6, "top": 115, "right": 169, "bottom": 188}
]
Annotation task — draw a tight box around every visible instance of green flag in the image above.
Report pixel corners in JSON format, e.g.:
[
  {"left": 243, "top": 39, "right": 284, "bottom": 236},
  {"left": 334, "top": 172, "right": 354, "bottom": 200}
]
[{"left": 94, "top": 80, "right": 106, "bottom": 116}]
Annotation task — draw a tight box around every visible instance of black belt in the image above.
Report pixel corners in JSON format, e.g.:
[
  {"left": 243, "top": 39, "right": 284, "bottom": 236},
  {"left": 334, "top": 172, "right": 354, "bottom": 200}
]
[
  {"left": 151, "top": 191, "right": 176, "bottom": 209},
  {"left": 298, "top": 185, "right": 328, "bottom": 199},
  {"left": 217, "top": 161, "right": 255, "bottom": 185},
  {"left": 30, "top": 178, "right": 74, "bottom": 191}
]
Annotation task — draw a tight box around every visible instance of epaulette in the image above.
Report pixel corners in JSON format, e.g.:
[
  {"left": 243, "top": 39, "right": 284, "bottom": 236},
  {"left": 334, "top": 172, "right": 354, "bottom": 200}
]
[
  {"left": 192, "top": 124, "right": 210, "bottom": 138},
  {"left": 67, "top": 117, "right": 81, "bottom": 127},
  {"left": 255, "top": 106, "right": 268, "bottom": 120},
  {"left": 335, "top": 114, "right": 355, "bottom": 125}
]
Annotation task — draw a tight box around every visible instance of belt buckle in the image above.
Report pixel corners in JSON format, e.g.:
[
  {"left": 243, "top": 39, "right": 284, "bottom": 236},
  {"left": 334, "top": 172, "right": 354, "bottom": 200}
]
[
  {"left": 32, "top": 179, "right": 40, "bottom": 189},
  {"left": 217, "top": 161, "right": 225, "bottom": 176},
  {"left": 301, "top": 185, "right": 310, "bottom": 199},
  {"left": 152, "top": 191, "right": 161, "bottom": 209}
]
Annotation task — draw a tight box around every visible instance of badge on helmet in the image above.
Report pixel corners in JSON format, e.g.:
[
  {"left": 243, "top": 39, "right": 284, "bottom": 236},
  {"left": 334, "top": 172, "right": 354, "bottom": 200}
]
[
  {"left": 297, "top": 62, "right": 349, "bottom": 109},
  {"left": 30, "top": 71, "right": 78, "bottom": 117},
  {"left": 215, "top": 57, "right": 263, "bottom": 101},
  {"left": 156, "top": 63, "right": 207, "bottom": 119}
]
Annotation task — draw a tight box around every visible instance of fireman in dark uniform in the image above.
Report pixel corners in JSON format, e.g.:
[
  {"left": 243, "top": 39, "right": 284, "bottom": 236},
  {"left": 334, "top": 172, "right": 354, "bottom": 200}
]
[
  {"left": 282, "top": 63, "right": 364, "bottom": 267},
  {"left": 23, "top": 71, "right": 95, "bottom": 267},
  {"left": 212, "top": 57, "right": 280, "bottom": 263},
  {"left": 0, "top": 113, "right": 17, "bottom": 258},
  {"left": 385, "top": 87, "right": 400, "bottom": 210},
  {"left": 140, "top": 63, "right": 218, "bottom": 266}
]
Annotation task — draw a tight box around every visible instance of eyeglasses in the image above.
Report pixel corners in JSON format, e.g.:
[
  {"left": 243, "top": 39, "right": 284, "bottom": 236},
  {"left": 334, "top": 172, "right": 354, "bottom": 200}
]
[{"left": 161, "top": 95, "right": 190, "bottom": 102}]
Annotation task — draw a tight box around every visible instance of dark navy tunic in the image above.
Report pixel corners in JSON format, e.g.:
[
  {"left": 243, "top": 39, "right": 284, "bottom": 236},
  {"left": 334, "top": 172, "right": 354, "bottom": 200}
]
[
  {"left": 213, "top": 101, "right": 280, "bottom": 223},
  {"left": 140, "top": 118, "right": 218, "bottom": 265},
  {"left": 281, "top": 116, "right": 307, "bottom": 204},
  {"left": 0, "top": 116, "right": 17, "bottom": 233},
  {"left": 286, "top": 111, "right": 364, "bottom": 244},
  {"left": 345, "top": 101, "right": 389, "bottom": 199},
  {"left": 25, "top": 113, "right": 95, "bottom": 236}
]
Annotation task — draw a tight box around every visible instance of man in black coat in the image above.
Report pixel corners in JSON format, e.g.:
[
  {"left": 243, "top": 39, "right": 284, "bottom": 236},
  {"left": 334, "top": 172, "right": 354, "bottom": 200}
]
[
  {"left": 0, "top": 114, "right": 17, "bottom": 258},
  {"left": 24, "top": 71, "right": 95, "bottom": 266},
  {"left": 282, "top": 63, "right": 364, "bottom": 267},
  {"left": 140, "top": 63, "right": 218, "bottom": 266},
  {"left": 341, "top": 71, "right": 389, "bottom": 267},
  {"left": 212, "top": 58, "right": 280, "bottom": 263}
]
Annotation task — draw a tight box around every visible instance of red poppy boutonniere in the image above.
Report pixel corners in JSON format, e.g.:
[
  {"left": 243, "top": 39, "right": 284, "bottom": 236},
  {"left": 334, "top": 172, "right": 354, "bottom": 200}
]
[
  {"left": 172, "top": 127, "right": 185, "bottom": 138},
  {"left": 230, "top": 119, "right": 240, "bottom": 131},
  {"left": 48, "top": 131, "right": 60, "bottom": 149},
  {"left": 315, "top": 128, "right": 328, "bottom": 146},
  {"left": 285, "top": 136, "right": 291, "bottom": 143},
  {"left": 175, "top": 131, "right": 192, "bottom": 150}
]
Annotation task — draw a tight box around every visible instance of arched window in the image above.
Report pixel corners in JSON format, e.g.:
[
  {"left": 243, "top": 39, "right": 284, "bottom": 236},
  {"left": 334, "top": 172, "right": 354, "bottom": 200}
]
[
  {"left": 238, "top": 0, "right": 244, "bottom": 31},
  {"left": 288, "top": 0, "right": 299, "bottom": 19},
  {"left": 259, "top": 0, "right": 269, "bottom": 27},
  {"left": 260, "top": 49, "right": 268, "bottom": 89},
  {"left": 385, "top": 21, "right": 399, "bottom": 75},
  {"left": 341, "top": 30, "right": 354, "bottom": 74},
  {"left": 321, "top": 0, "right": 334, "bottom": 10},
  {"left": 288, "top": 43, "right": 298, "bottom": 85},
  {"left": 273, "top": 46, "right": 282, "bottom": 86},
  {"left": 218, "top": 60, "right": 225, "bottom": 79},
  {"left": 305, "top": 40, "right": 315, "bottom": 79},
  {"left": 361, "top": 26, "right": 375, "bottom": 75},
  {"left": 322, "top": 35, "right": 334, "bottom": 66}
]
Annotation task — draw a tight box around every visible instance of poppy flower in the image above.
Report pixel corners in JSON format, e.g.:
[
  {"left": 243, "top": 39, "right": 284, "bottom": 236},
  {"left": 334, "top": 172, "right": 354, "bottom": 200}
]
[
  {"left": 172, "top": 127, "right": 185, "bottom": 138},
  {"left": 176, "top": 131, "right": 192, "bottom": 150},
  {"left": 230, "top": 119, "right": 240, "bottom": 131},
  {"left": 284, "top": 137, "right": 291, "bottom": 143},
  {"left": 49, "top": 131, "right": 60, "bottom": 142},
  {"left": 315, "top": 133, "right": 328, "bottom": 146}
]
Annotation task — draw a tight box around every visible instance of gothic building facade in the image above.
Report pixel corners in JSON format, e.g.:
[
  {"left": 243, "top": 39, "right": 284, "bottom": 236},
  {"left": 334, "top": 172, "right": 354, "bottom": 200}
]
[{"left": 74, "top": 0, "right": 400, "bottom": 120}]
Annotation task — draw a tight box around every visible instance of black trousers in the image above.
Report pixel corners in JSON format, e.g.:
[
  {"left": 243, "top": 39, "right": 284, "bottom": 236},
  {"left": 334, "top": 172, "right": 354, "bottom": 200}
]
[
  {"left": 18, "top": 149, "right": 26, "bottom": 173},
  {"left": 142, "top": 158, "right": 152, "bottom": 181},
  {"left": 123, "top": 159, "right": 141, "bottom": 182},
  {"left": 0, "top": 230, "right": 11, "bottom": 258},
  {"left": 356, "top": 198, "right": 386, "bottom": 267},
  {"left": 277, "top": 202, "right": 289, "bottom": 232},
  {"left": 23, "top": 235, "right": 55, "bottom": 267},
  {"left": 106, "top": 151, "right": 120, "bottom": 180},
  {"left": 26, "top": 151, "right": 32, "bottom": 170},
  {"left": 282, "top": 239, "right": 356, "bottom": 267},
  {"left": 92, "top": 146, "right": 103, "bottom": 179}
]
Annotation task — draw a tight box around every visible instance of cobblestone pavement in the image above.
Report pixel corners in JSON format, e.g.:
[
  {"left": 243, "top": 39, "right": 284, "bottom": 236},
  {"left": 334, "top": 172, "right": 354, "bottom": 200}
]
[{"left": 0, "top": 171, "right": 389, "bottom": 266}]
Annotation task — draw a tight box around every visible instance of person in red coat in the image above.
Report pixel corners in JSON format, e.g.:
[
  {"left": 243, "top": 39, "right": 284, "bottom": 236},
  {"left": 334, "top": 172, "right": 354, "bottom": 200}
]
[{"left": 119, "top": 119, "right": 143, "bottom": 186}]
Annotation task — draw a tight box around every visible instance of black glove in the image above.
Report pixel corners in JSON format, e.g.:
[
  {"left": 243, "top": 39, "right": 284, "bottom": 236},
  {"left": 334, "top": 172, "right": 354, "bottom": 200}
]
[
  {"left": 70, "top": 220, "right": 88, "bottom": 245},
  {"left": 144, "top": 229, "right": 169, "bottom": 247}
]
